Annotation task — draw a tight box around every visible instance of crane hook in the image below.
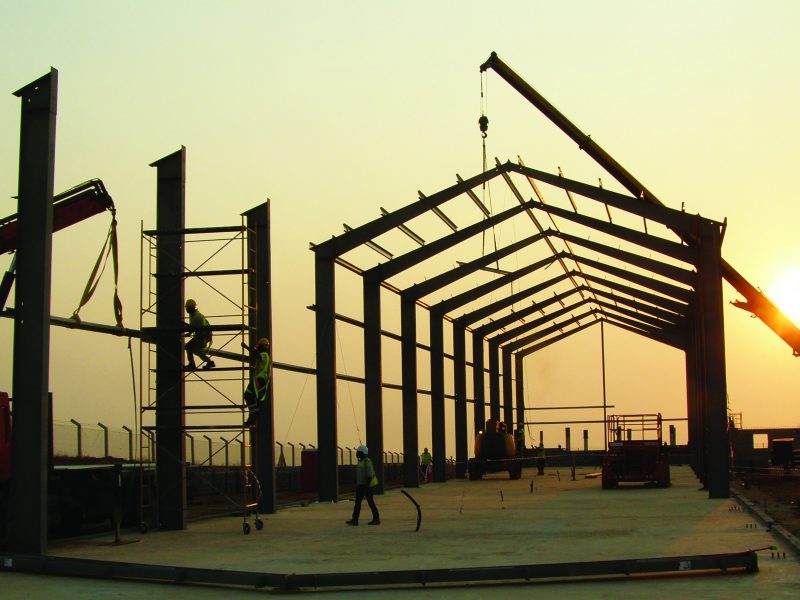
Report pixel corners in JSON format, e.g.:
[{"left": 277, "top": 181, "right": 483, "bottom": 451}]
[{"left": 478, "top": 115, "right": 489, "bottom": 139}]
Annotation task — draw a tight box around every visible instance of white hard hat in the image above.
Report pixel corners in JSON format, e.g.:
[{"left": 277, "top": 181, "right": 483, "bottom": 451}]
[{"left": 356, "top": 444, "right": 368, "bottom": 455}]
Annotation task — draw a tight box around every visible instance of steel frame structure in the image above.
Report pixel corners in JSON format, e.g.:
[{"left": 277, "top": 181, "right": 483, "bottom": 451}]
[{"left": 312, "top": 155, "right": 732, "bottom": 500}]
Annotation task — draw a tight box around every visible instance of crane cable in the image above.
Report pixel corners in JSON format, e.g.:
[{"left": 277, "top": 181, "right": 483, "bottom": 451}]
[{"left": 478, "top": 73, "right": 503, "bottom": 280}]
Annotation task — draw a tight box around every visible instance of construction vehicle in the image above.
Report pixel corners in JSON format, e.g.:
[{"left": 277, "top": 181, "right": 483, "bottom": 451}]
[
  {"left": 602, "top": 413, "right": 670, "bottom": 489},
  {"left": 467, "top": 419, "right": 522, "bottom": 480},
  {"left": 0, "top": 179, "right": 115, "bottom": 311}
]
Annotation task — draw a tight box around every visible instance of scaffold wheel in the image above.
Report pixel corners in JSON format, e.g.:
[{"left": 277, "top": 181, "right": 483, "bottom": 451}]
[{"left": 243, "top": 522, "right": 251, "bottom": 535}]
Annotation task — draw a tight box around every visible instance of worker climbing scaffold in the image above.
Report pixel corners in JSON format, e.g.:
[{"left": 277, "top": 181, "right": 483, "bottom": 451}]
[
  {"left": 243, "top": 337, "right": 271, "bottom": 426},
  {"left": 184, "top": 298, "right": 215, "bottom": 371}
]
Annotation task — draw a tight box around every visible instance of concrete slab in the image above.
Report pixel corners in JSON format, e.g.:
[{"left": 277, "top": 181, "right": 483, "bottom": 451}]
[{"left": 2, "top": 466, "right": 799, "bottom": 598}]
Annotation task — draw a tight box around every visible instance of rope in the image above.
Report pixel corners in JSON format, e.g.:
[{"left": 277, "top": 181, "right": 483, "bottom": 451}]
[{"left": 70, "top": 211, "right": 124, "bottom": 328}]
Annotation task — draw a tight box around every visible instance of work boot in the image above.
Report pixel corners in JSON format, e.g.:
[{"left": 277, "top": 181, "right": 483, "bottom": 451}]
[
  {"left": 345, "top": 520, "right": 358, "bottom": 526},
  {"left": 368, "top": 520, "right": 380, "bottom": 526},
  {"left": 203, "top": 360, "right": 215, "bottom": 370},
  {"left": 185, "top": 363, "right": 197, "bottom": 371}
]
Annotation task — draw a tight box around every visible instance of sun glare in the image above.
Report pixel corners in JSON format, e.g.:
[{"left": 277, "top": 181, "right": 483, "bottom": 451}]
[{"left": 769, "top": 267, "right": 800, "bottom": 325}]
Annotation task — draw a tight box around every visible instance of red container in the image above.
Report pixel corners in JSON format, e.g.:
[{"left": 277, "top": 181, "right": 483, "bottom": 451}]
[{"left": 0, "top": 392, "right": 10, "bottom": 481}]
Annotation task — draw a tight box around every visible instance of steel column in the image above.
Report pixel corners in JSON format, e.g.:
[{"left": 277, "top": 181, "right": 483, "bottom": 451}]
[
  {"left": 488, "top": 340, "right": 501, "bottom": 422},
  {"left": 244, "top": 202, "right": 275, "bottom": 513},
  {"left": 400, "top": 296, "right": 419, "bottom": 487},
  {"left": 429, "top": 313, "right": 446, "bottom": 482},
  {"left": 314, "top": 256, "right": 338, "bottom": 501},
  {"left": 685, "top": 307, "right": 701, "bottom": 479},
  {"left": 697, "top": 222, "right": 729, "bottom": 498},
  {"left": 9, "top": 69, "right": 58, "bottom": 554},
  {"left": 363, "top": 279, "right": 384, "bottom": 492},
  {"left": 453, "top": 322, "right": 468, "bottom": 477},
  {"left": 502, "top": 347, "right": 514, "bottom": 428},
  {"left": 472, "top": 331, "right": 486, "bottom": 433},
  {"left": 150, "top": 147, "right": 187, "bottom": 530},
  {"left": 514, "top": 354, "right": 525, "bottom": 431}
]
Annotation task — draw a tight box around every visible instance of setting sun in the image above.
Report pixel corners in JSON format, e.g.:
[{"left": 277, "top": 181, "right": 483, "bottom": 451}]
[{"left": 769, "top": 266, "right": 800, "bottom": 325}]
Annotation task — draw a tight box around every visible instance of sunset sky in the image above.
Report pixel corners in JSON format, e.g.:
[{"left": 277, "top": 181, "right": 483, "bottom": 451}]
[{"left": 1, "top": 1, "right": 798, "bottom": 457}]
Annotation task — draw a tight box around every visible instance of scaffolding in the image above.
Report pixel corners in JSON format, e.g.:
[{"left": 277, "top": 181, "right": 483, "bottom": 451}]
[{"left": 138, "top": 219, "right": 264, "bottom": 534}]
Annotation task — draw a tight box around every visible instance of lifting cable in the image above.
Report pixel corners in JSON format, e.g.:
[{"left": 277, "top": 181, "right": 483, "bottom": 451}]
[
  {"left": 478, "top": 73, "right": 501, "bottom": 273},
  {"left": 70, "top": 209, "right": 124, "bottom": 328}
]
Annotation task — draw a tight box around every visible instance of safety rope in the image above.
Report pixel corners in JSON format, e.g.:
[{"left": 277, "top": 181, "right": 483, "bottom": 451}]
[{"left": 70, "top": 210, "right": 124, "bottom": 328}]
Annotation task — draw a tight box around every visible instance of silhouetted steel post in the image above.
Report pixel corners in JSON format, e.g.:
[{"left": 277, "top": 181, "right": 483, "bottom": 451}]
[
  {"left": 314, "top": 254, "right": 338, "bottom": 501},
  {"left": 363, "top": 278, "right": 384, "bottom": 493},
  {"left": 10, "top": 68, "right": 57, "bottom": 554},
  {"left": 453, "top": 321, "right": 468, "bottom": 477},
  {"left": 151, "top": 147, "right": 186, "bottom": 530},
  {"left": 244, "top": 202, "right": 275, "bottom": 513},
  {"left": 472, "top": 331, "right": 486, "bottom": 433},
  {"left": 502, "top": 347, "right": 514, "bottom": 428},
  {"left": 400, "top": 295, "right": 419, "bottom": 487},
  {"left": 429, "top": 311, "right": 445, "bottom": 482},
  {"left": 514, "top": 353, "right": 525, "bottom": 431},
  {"left": 488, "top": 339, "right": 501, "bottom": 422},
  {"left": 697, "top": 220, "right": 729, "bottom": 498}
]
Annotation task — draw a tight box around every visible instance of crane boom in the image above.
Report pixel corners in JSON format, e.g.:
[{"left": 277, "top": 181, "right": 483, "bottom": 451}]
[{"left": 480, "top": 51, "right": 800, "bottom": 356}]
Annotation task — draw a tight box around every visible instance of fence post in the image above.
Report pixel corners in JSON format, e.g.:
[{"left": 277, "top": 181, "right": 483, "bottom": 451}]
[
  {"left": 185, "top": 433, "right": 195, "bottom": 465},
  {"left": 337, "top": 446, "right": 343, "bottom": 466},
  {"left": 122, "top": 425, "right": 133, "bottom": 461},
  {"left": 287, "top": 442, "right": 295, "bottom": 468},
  {"left": 70, "top": 419, "right": 82, "bottom": 458},
  {"left": 347, "top": 447, "right": 353, "bottom": 465},
  {"left": 97, "top": 422, "right": 109, "bottom": 458},
  {"left": 203, "top": 435, "right": 213, "bottom": 467},
  {"left": 238, "top": 439, "right": 245, "bottom": 468}
]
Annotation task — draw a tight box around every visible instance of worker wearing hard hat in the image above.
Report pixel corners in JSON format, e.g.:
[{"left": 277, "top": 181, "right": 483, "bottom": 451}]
[
  {"left": 184, "top": 299, "right": 215, "bottom": 371},
  {"left": 243, "top": 337, "right": 272, "bottom": 426},
  {"left": 346, "top": 444, "right": 380, "bottom": 526},
  {"left": 419, "top": 448, "right": 432, "bottom": 482}
]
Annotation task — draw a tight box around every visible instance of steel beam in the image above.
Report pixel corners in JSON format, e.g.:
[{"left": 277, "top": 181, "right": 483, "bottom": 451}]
[
  {"left": 436, "top": 255, "right": 562, "bottom": 317},
  {"left": 514, "top": 353, "right": 525, "bottom": 431},
  {"left": 9, "top": 68, "right": 57, "bottom": 554},
  {"left": 502, "top": 347, "right": 513, "bottom": 427},
  {"left": 581, "top": 272, "right": 688, "bottom": 316},
  {"left": 453, "top": 321, "right": 468, "bottom": 477},
  {"left": 552, "top": 230, "right": 696, "bottom": 285},
  {"left": 150, "top": 147, "right": 187, "bottom": 530},
  {"left": 363, "top": 279, "right": 384, "bottom": 493},
  {"left": 472, "top": 331, "right": 486, "bottom": 434},
  {"left": 488, "top": 340, "right": 501, "bottom": 421},
  {"left": 430, "top": 313, "right": 446, "bottom": 482},
  {"left": 364, "top": 200, "right": 537, "bottom": 283},
  {"left": 507, "top": 310, "right": 600, "bottom": 354},
  {"left": 517, "top": 320, "right": 599, "bottom": 359},
  {"left": 696, "top": 222, "right": 729, "bottom": 498},
  {"left": 243, "top": 202, "right": 275, "bottom": 513},
  {"left": 0, "top": 549, "right": 758, "bottom": 590},
  {"left": 400, "top": 296, "right": 419, "bottom": 487},
  {"left": 314, "top": 255, "right": 338, "bottom": 501},
  {"left": 314, "top": 164, "right": 513, "bottom": 259},
  {"left": 454, "top": 271, "right": 573, "bottom": 328}
]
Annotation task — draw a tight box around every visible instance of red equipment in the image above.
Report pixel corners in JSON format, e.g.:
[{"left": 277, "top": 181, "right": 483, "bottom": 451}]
[{"left": 602, "top": 413, "right": 670, "bottom": 489}]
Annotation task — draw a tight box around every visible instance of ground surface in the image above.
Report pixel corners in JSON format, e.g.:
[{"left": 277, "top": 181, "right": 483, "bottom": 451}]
[{"left": 2, "top": 466, "right": 800, "bottom": 598}]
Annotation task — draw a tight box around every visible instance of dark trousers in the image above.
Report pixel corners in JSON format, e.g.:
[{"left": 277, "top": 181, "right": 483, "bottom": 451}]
[
  {"left": 351, "top": 484, "right": 379, "bottom": 523},
  {"left": 537, "top": 457, "right": 545, "bottom": 475}
]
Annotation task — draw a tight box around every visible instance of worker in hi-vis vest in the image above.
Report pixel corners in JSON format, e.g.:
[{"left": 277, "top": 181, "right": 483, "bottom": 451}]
[
  {"left": 346, "top": 444, "right": 380, "bottom": 526},
  {"left": 184, "top": 299, "right": 215, "bottom": 371},
  {"left": 243, "top": 337, "right": 271, "bottom": 426}
]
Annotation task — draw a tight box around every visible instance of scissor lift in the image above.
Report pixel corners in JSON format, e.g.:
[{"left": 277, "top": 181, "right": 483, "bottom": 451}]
[{"left": 602, "top": 413, "right": 670, "bottom": 489}]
